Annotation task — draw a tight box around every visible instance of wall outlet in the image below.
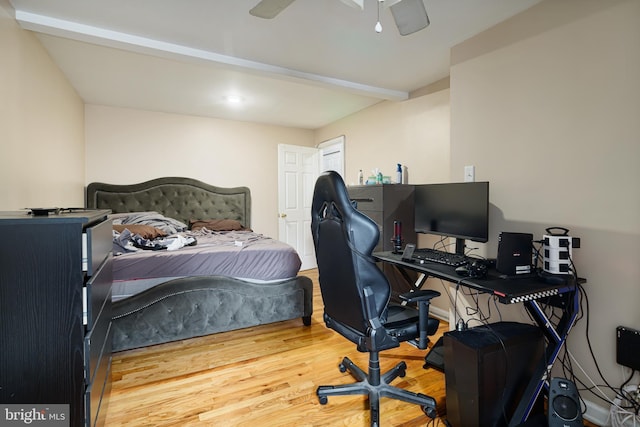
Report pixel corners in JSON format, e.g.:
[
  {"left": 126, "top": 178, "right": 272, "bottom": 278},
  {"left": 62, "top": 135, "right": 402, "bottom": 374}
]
[
  {"left": 464, "top": 165, "right": 475, "bottom": 182},
  {"left": 617, "top": 326, "right": 640, "bottom": 371}
]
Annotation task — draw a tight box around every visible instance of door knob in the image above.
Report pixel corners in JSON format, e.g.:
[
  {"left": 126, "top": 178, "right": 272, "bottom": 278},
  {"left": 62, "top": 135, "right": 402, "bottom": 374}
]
[{"left": 279, "top": 213, "right": 287, "bottom": 218}]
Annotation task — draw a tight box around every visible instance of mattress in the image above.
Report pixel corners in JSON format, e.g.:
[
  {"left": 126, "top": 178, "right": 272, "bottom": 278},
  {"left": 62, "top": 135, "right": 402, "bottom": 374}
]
[{"left": 113, "top": 230, "right": 301, "bottom": 286}]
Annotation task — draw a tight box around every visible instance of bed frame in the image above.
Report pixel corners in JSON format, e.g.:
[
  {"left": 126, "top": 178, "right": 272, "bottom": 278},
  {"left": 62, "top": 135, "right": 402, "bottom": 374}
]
[{"left": 86, "top": 177, "right": 313, "bottom": 352}]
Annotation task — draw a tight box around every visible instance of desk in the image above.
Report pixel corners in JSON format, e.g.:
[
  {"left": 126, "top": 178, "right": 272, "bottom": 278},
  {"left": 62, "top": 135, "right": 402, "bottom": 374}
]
[{"left": 374, "top": 251, "right": 584, "bottom": 426}]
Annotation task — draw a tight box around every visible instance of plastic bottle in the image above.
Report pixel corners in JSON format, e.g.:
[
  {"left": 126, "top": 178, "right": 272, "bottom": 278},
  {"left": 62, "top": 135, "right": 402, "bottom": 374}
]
[
  {"left": 396, "top": 163, "right": 402, "bottom": 184},
  {"left": 376, "top": 170, "right": 383, "bottom": 184},
  {"left": 358, "top": 169, "right": 364, "bottom": 185}
]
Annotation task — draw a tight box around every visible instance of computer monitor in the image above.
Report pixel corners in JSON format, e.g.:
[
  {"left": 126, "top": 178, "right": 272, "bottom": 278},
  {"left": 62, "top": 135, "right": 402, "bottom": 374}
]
[{"left": 414, "top": 182, "right": 489, "bottom": 254}]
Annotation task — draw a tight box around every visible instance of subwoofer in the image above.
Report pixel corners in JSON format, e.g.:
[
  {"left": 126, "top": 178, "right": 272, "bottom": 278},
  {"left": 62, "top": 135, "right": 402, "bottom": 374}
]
[{"left": 548, "top": 377, "right": 583, "bottom": 427}]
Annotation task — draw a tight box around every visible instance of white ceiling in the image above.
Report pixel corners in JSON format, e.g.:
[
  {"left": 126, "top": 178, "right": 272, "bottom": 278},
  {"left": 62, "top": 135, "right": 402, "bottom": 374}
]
[{"left": 10, "top": 0, "right": 541, "bottom": 129}]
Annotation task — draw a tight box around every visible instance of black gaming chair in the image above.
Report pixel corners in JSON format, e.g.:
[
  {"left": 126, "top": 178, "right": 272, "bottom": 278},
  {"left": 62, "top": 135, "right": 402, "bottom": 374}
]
[{"left": 310, "top": 171, "right": 441, "bottom": 426}]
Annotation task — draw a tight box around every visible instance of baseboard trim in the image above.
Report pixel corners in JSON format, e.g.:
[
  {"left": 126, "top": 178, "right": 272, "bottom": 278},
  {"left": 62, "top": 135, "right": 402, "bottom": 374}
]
[
  {"left": 583, "top": 397, "right": 610, "bottom": 426},
  {"left": 430, "top": 306, "right": 449, "bottom": 322}
]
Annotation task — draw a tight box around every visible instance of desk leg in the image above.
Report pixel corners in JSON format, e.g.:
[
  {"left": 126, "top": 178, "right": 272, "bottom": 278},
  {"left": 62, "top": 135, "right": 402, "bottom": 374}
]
[{"left": 508, "top": 289, "right": 581, "bottom": 426}]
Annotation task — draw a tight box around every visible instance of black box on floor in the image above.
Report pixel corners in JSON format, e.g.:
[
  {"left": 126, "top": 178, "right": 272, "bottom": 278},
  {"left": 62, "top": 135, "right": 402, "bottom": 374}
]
[{"left": 444, "top": 322, "right": 545, "bottom": 427}]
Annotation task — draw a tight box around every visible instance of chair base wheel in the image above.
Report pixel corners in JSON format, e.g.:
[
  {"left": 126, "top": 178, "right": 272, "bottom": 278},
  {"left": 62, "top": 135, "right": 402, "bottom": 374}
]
[
  {"left": 423, "top": 405, "right": 437, "bottom": 419},
  {"left": 317, "top": 356, "right": 437, "bottom": 425}
]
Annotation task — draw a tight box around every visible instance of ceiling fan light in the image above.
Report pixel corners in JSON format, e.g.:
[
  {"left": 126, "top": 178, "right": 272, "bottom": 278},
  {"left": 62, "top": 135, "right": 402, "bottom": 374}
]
[{"left": 390, "top": 0, "right": 430, "bottom": 36}]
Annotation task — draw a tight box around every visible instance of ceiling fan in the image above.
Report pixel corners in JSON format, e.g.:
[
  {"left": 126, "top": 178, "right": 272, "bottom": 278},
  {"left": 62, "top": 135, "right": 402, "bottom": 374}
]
[{"left": 249, "top": 0, "right": 430, "bottom": 36}]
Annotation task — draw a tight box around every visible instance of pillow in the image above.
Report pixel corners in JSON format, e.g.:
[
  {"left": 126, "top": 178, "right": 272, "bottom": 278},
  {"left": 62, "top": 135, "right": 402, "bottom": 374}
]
[
  {"left": 111, "top": 211, "right": 188, "bottom": 235},
  {"left": 189, "top": 219, "right": 246, "bottom": 232},
  {"left": 113, "top": 224, "right": 167, "bottom": 240}
]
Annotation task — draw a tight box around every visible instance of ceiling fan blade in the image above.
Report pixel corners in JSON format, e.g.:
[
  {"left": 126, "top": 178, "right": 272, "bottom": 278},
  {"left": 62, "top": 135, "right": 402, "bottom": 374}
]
[
  {"left": 382, "top": 0, "right": 403, "bottom": 7},
  {"left": 339, "top": 0, "right": 364, "bottom": 10},
  {"left": 390, "top": 0, "right": 430, "bottom": 36},
  {"left": 250, "top": 0, "right": 297, "bottom": 19}
]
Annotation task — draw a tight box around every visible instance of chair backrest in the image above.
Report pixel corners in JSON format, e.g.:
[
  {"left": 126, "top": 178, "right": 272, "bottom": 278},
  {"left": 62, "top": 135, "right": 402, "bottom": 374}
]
[{"left": 311, "top": 171, "right": 391, "bottom": 335}]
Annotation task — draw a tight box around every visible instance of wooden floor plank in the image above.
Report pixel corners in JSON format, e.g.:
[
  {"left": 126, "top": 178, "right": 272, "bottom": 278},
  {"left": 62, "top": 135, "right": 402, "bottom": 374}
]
[
  {"left": 106, "top": 269, "right": 594, "bottom": 426},
  {"left": 105, "top": 269, "right": 449, "bottom": 426}
]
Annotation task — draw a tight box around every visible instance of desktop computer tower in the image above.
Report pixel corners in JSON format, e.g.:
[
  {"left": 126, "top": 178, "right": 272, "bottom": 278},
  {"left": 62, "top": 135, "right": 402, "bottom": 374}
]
[{"left": 444, "top": 322, "right": 545, "bottom": 427}]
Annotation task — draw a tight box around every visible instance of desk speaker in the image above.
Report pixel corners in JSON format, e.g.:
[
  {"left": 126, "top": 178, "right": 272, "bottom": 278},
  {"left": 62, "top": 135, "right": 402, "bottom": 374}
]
[
  {"left": 548, "top": 377, "right": 583, "bottom": 427},
  {"left": 497, "top": 232, "right": 533, "bottom": 276}
]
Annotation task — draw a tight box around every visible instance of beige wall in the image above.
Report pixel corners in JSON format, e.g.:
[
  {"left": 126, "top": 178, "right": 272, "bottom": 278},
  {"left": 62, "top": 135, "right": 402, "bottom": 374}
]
[
  {"left": 316, "top": 86, "right": 451, "bottom": 187},
  {"left": 84, "top": 105, "right": 315, "bottom": 237},
  {"left": 316, "top": 0, "right": 639, "bottom": 422},
  {"left": 449, "top": 0, "right": 639, "bottom": 419},
  {"left": 315, "top": 85, "right": 453, "bottom": 316},
  {"left": 0, "top": 1, "right": 85, "bottom": 210},
  {"left": 4, "top": 0, "right": 637, "bottom": 420}
]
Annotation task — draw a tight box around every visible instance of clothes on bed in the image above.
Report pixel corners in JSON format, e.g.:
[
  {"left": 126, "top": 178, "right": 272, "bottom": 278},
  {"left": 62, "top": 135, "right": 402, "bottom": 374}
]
[
  {"left": 113, "top": 228, "right": 197, "bottom": 253},
  {"left": 110, "top": 211, "right": 188, "bottom": 235}
]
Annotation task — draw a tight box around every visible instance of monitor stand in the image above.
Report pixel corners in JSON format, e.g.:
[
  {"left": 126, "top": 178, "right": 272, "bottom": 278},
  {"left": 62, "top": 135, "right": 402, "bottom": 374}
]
[{"left": 455, "top": 238, "right": 465, "bottom": 255}]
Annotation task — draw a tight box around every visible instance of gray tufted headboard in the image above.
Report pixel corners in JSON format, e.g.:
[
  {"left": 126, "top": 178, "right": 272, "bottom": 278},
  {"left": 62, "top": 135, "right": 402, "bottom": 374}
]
[{"left": 86, "top": 177, "right": 251, "bottom": 228}]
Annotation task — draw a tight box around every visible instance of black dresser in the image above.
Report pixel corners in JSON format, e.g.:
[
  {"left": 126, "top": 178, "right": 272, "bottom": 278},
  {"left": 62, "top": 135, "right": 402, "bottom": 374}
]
[
  {"left": 347, "top": 184, "right": 416, "bottom": 300},
  {"left": 0, "top": 210, "right": 113, "bottom": 427}
]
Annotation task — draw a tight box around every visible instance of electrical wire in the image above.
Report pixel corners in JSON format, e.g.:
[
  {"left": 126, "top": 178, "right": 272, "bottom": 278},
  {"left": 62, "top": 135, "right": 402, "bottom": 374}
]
[{"left": 542, "top": 252, "right": 640, "bottom": 422}]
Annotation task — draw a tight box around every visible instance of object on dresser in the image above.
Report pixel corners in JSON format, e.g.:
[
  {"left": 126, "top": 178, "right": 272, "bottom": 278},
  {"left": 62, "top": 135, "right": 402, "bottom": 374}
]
[
  {"left": 29, "top": 207, "right": 61, "bottom": 216},
  {"left": 86, "top": 176, "right": 313, "bottom": 351}
]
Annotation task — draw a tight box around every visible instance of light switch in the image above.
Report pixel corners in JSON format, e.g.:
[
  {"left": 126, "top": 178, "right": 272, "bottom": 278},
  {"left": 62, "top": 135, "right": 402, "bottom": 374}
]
[{"left": 464, "top": 165, "right": 475, "bottom": 182}]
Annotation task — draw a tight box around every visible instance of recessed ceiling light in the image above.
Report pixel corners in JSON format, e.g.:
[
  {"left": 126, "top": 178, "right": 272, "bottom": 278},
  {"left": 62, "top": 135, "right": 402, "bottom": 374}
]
[{"left": 224, "top": 95, "right": 244, "bottom": 104}]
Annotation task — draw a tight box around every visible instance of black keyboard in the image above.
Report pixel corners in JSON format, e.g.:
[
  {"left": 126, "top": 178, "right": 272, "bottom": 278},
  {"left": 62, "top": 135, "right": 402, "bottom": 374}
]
[{"left": 412, "top": 248, "right": 469, "bottom": 267}]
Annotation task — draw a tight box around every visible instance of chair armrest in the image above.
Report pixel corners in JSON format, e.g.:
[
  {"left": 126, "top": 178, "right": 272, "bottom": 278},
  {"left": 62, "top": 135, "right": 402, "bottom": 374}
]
[
  {"left": 399, "top": 289, "right": 441, "bottom": 304},
  {"left": 399, "top": 290, "right": 441, "bottom": 350}
]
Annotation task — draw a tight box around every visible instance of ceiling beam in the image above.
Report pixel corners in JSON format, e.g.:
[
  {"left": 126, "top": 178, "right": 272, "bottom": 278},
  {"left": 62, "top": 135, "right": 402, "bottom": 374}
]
[{"left": 14, "top": 10, "right": 409, "bottom": 102}]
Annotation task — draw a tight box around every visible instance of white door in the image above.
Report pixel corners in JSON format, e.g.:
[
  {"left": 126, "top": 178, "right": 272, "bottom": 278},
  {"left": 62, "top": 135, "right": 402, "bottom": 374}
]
[{"left": 277, "top": 144, "right": 319, "bottom": 270}]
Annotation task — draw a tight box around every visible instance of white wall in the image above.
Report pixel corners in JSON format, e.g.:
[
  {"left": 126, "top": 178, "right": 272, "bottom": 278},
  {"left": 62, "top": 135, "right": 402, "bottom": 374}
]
[
  {"left": 84, "top": 105, "right": 315, "bottom": 238},
  {"left": 450, "top": 0, "right": 639, "bottom": 421},
  {"left": 0, "top": 0, "right": 85, "bottom": 210}
]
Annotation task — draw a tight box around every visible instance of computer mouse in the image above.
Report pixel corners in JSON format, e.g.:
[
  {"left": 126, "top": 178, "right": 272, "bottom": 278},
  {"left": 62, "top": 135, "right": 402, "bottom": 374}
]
[{"left": 455, "top": 265, "right": 469, "bottom": 277}]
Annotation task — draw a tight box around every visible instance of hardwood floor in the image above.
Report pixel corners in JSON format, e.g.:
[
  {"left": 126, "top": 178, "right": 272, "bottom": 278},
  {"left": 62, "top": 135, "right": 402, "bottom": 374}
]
[
  {"left": 105, "top": 269, "right": 448, "bottom": 426},
  {"left": 105, "top": 270, "right": 598, "bottom": 426}
]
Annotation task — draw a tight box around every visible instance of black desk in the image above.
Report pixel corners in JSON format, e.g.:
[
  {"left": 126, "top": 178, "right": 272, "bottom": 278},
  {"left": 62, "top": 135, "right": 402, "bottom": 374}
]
[{"left": 374, "top": 251, "right": 583, "bottom": 426}]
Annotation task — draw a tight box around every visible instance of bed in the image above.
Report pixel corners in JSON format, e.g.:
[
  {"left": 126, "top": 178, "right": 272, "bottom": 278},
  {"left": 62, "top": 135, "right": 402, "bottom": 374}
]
[{"left": 86, "top": 177, "right": 313, "bottom": 352}]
